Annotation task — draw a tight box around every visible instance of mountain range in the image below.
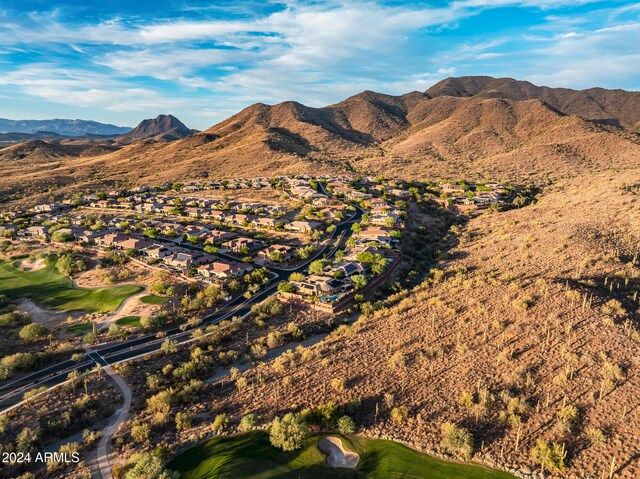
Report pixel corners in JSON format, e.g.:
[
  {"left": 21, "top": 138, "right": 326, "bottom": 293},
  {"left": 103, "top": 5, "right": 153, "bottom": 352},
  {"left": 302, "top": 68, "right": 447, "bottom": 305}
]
[
  {"left": 0, "top": 118, "right": 131, "bottom": 136},
  {"left": 2, "top": 76, "right": 640, "bottom": 205}
]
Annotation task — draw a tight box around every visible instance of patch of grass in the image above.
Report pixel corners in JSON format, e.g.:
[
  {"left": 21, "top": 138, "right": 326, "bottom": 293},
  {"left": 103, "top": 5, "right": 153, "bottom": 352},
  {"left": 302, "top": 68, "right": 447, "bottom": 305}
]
[
  {"left": 140, "top": 295, "right": 171, "bottom": 304},
  {"left": 168, "top": 431, "right": 516, "bottom": 479},
  {"left": 66, "top": 322, "right": 93, "bottom": 335},
  {"left": 0, "top": 260, "right": 142, "bottom": 313},
  {"left": 116, "top": 316, "right": 141, "bottom": 327}
]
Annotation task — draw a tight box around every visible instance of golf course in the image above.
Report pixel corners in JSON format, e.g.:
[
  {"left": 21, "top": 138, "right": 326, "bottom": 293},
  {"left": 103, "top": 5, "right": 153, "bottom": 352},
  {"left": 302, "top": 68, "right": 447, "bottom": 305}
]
[
  {"left": 140, "top": 294, "right": 171, "bottom": 304},
  {"left": 0, "top": 259, "right": 142, "bottom": 313},
  {"left": 168, "top": 431, "right": 517, "bottom": 479}
]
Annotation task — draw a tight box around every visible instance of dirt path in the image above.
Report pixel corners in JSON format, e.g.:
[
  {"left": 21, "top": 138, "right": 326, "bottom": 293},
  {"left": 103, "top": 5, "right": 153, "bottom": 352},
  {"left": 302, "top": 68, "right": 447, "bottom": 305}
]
[
  {"left": 95, "top": 289, "right": 148, "bottom": 331},
  {"left": 318, "top": 436, "right": 360, "bottom": 468},
  {"left": 84, "top": 345, "right": 132, "bottom": 479},
  {"left": 67, "top": 279, "right": 148, "bottom": 330}
]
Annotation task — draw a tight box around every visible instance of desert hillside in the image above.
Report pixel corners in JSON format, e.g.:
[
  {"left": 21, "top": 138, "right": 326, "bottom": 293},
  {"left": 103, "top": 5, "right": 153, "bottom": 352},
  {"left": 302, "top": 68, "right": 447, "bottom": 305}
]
[
  {"left": 1, "top": 76, "right": 640, "bottom": 207},
  {"left": 214, "top": 168, "right": 640, "bottom": 478}
]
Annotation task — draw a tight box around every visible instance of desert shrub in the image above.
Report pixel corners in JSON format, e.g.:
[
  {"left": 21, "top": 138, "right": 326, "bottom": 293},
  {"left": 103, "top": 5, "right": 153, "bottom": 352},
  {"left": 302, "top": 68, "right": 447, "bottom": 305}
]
[
  {"left": 331, "top": 378, "right": 345, "bottom": 392},
  {"left": 0, "top": 311, "right": 29, "bottom": 328},
  {"left": 458, "top": 391, "right": 475, "bottom": 409},
  {"left": 266, "top": 331, "right": 284, "bottom": 349},
  {"left": 239, "top": 413, "right": 258, "bottom": 432},
  {"left": 337, "top": 415, "right": 356, "bottom": 434},
  {"left": 146, "top": 389, "right": 173, "bottom": 424},
  {"left": 140, "top": 314, "right": 168, "bottom": 330},
  {"left": 602, "top": 360, "right": 624, "bottom": 390},
  {"left": 601, "top": 299, "right": 625, "bottom": 318},
  {"left": 211, "top": 413, "right": 229, "bottom": 432},
  {"left": 330, "top": 324, "right": 352, "bottom": 337},
  {"left": 512, "top": 296, "right": 534, "bottom": 311},
  {"left": 50, "top": 230, "right": 74, "bottom": 243},
  {"left": 499, "top": 391, "right": 529, "bottom": 427},
  {"left": 555, "top": 404, "right": 579, "bottom": 435},
  {"left": 251, "top": 297, "right": 283, "bottom": 321},
  {"left": 19, "top": 323, "right": 49, "bottom": 342},
  {"left": 130, "top": 422, "right": 150, "bottom": 444},
  {"left": 391, "top": 406, "right": 409, "bottom": 424},
  {"left": 584, "top": 426, "right": 606, "bottom": 446},
  {"left": 388, "top": 351, "right": 408, "bottom": 370},
  {"left": 175, "top": 412, "right": 192, "bottom": 432},
  {"left": 124, "top": 452, "right": 177, "bottom": 479},
  {"left": 250, "top": 341, "right": 268, "bottom": 359},
  {"left": 287, "top": 322, "right": 304, "bottom": 340},
  {"left": 440, "top": 422, "right": 474, "bottom": 459},
  {"left": 0, "top": 351, "right": 49, "bottom": 380},
  {"left": 269, "top": 413, "right": 307, "bottom": 451},
  {"left": 530, "top": 439, "right": 566, "bottom": 473},
  {"left": 236, "top": 377, "right": 248, "bottom": 390}
]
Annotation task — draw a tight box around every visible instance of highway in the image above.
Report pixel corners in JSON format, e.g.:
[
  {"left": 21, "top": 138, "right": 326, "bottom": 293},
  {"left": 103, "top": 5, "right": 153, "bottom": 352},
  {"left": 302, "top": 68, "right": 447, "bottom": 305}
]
[{"left": 0, "top": 190, "right": 362, "bottom": 411}]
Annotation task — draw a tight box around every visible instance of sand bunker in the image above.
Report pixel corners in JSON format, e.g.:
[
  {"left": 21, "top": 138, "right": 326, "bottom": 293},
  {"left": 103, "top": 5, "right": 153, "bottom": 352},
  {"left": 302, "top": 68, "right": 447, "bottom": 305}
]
[
  {"left": 318, "top": 436, "right": 360, "bottom": 469},
  {"left": 17, "top": 258, "right": 46, "bottom": 272},
  {"left": 16, "top": 299, "right": 66, "bottom": 325}
]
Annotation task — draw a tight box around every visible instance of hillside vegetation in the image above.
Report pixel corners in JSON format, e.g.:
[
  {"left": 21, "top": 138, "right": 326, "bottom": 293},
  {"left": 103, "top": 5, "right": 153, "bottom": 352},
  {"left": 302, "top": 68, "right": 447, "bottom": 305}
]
[
  {"left": 212, "top": 169, "right": 640, "bottom": 478},
  {"left": 2, "top": 77, "right": 640, "bottom": 207}
]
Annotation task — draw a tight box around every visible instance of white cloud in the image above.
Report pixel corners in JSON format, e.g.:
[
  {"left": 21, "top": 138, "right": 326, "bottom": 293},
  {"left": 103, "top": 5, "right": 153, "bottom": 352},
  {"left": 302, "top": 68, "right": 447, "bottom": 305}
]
[
  {"left": 523, "top": 21, "right": 640, "bottom": 89},
  {"left": 0, "top": 64, "right": 184, "bottom": 111},
  {"left": 0, "top": 0, "right": 638, "bottom": 128},
  {"left": 96, "top": 48, "right": 256, "bottom": 80}
]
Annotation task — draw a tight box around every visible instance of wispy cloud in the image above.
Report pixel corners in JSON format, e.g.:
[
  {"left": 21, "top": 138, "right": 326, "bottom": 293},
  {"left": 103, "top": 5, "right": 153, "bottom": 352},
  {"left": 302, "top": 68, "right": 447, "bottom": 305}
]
[
  {"left": 0, "top": 64, "right": 184, "bottom": 111},
  {"left": 0, "top": 0, "right": 637, "bottom": 128}
]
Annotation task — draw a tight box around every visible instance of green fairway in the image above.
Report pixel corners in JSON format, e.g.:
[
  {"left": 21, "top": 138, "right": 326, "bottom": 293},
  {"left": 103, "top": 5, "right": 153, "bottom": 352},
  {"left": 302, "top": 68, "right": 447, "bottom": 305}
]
[
  {"left": 140, "top": 294, "right": 171, "bottom": 304},
  {"left": 67, "top": 322, "right": 93, "bottom": 335},
  {"left": 0, "top": 260, "right": 142, "bottom": 313},
  {"left": 168, "top": 431, "right": 516, "bottom": 479},
  {"left": 116, "top": 315, "right": 141, "bottom": 327}
]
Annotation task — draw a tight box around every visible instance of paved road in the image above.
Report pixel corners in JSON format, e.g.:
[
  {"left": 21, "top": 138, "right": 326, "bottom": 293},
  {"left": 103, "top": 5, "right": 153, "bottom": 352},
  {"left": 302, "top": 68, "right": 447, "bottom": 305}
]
[{"left": 0, "top": 194, "right": 362, "bottom": 412}]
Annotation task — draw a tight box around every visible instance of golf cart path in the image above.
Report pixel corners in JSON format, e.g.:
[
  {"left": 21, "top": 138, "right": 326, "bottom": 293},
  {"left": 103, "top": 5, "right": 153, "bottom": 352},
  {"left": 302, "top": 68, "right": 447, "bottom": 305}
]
[
  {"left": 95, "top": 288, "right": 148, "bottom": 330},
  {"left": 84, "top": 345, "right": 132, "bottom": 479}
]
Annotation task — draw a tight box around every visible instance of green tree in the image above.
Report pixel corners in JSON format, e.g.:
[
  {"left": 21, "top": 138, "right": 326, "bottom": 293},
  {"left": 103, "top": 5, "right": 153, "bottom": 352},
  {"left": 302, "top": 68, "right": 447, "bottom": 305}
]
[
  {"left": 308, "top": 259, "right": 330, "bottom": 275},
  {"left": 239, "top": 413, "right": 258, "bottom": 432},
  {"left": 337, "top": 415, "right": 356, "bottom": 434},
  {"left": 269, "top": 413, "right": 308, "bottom": 451},
  {"left": 289, "top": 272, "right": 305, "bottom": 282},
  {"left": 51, "top": 230, "right": 74, "bottom": 242},
  {"left": 125, "top": 452, "right": 177, "bottom": 479},
  {"left": 278, "top": 282, "right": 297, "bottom": 293},
  {"left": 269, "top": 413, "right": 307, "bottom": 451},
  {"left": 440, "top": 422, "right": 473, "bottom": 460},
  {"left": 269, "top": 250, "right": 283, "bottom": 262},
  {"left": 19, "top": 323, "right": 49, "bottom": 342},
  {"left": 56, "top": 253, "right": 88, "bottom": 276},
  {"left": 351, "top": 274, "right": 368, "bottom": 290}
]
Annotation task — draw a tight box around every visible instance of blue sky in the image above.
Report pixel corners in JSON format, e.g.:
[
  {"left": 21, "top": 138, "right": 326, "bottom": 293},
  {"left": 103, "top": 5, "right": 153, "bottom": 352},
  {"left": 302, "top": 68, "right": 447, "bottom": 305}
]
[{"left": 0, "top": 0, "right": 638, "bottom": 130}]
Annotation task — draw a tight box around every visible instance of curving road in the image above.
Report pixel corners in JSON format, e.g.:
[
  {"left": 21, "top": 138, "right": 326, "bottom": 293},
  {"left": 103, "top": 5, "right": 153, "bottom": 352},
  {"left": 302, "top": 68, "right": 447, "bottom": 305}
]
[{"left": 83, "top": 345, "right": 132, "bottom": 479}]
